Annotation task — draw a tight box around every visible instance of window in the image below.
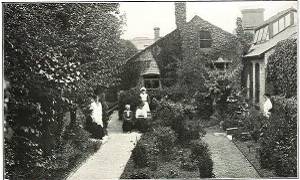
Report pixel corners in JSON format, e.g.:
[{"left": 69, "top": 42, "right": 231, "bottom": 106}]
[
  {"left": 199, "top": 31, "right": 212, "bottom": 48},
  {"left": 273, "top": 21, "right": 279, "bottom": 35},
  {"left": 257, "top": 28, "right": 264, "bottom": 42},
  {"left": 144, "top": 79, "right": 160, "bottom": 89},
  {"left": 279, "top": 17, "right": 285, "bottom": 32},
  {"left": 285, "top": 13, "right": 291, "bottom": 27},
  {"left": 261, "top": 26, "right": 269, "bottom": 42},
  {"left": 253, "top": 30, "right": 259, "bottom": 43}
]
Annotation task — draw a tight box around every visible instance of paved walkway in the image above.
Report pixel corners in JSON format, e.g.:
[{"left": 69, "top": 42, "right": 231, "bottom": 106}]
[
  {"left": 68, "top": 111, "right": 141, "bottom": 180},
  {"left": 202, "top": 127, "right": 260, "bottom": 178}
]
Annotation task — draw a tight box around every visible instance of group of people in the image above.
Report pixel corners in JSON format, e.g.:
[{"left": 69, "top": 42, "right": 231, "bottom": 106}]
[
  {"left": 86, "top": 86, "right": 151, "bottom": 139},
  {"left": 122, "top": 87, "right": 151, "bottom": 133}
]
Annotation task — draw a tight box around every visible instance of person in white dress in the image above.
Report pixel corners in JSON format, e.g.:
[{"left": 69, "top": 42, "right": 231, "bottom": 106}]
[
  {"left": 140, "top": 87, "right": 150, "bottom": 113},
  {"left": 262, "top": 93, "right": 272, "bottom": 118},
  {"left": 85, "top": 93, "right": 105, "bottom": 140}
]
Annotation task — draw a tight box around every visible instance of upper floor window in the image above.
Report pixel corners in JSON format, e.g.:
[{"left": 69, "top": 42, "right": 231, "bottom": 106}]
[
  {"left": 272, "top": 13, "right": 293, "bottom": 37},
  {"left": 254, "top": 25, "right": 269, "bottom": 44},
  {"left": 199, "top": 31, "right": 212, "bottom": 48}
]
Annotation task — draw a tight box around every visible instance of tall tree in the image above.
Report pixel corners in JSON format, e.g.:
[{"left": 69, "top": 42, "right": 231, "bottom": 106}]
[{"left": 4, "top": 3, "right": 125, "bottom": 178}]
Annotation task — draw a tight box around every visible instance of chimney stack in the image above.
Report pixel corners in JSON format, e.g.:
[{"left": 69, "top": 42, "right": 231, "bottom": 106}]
[
  {"left": 175, "top": 2, "right": 186, "bottom": 30},
  {"left": 241, "top": 8, "right": 265, "bottom": 33},
  {"left": 154, "top": 27, "right": 160, "bottom": 41}
]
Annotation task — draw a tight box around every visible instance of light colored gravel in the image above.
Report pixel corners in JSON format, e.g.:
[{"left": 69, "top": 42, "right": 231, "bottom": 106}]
[
  {"left": 67, "top": 111, "right": 141, "bottom": 180},
  {"left": 202, "top": 127, "right": 260, "bottom": 178}
]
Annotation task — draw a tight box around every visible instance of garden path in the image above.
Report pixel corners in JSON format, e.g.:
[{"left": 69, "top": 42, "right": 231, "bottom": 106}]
[
  {"left": 67, "top": 110, "right": 141, "bottom": 180},
  {"left": 202, "top": 127, "right": 260, "bottom": 178}
]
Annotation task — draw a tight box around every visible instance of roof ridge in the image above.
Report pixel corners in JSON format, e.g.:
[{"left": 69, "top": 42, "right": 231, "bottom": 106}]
[{"left": 256, "top": 7, "right": 297, "bottom": 29}]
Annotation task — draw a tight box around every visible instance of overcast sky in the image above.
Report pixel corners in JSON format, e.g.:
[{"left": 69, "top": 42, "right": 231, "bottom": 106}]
[{"left": 119, "top": 1, "right": 297, "bottom": 40}]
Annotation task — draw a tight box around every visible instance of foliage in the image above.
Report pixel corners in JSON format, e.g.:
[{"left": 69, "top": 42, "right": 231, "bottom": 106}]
[
  {"left": 152, "top": 99, "right": 205, "bottom": 144},
  {"left": 153, "top": 127, "right": 176, "bottom": 159},
  {"left": 266, "top": 38, "right": 297, "bottom": 98},
  {"left": 153, "top": 29, "right": 182, "bottom": 87},
  {"left": 129, "top": 171, "right": 151, "bottom": 179},
  {"left": 118, "top": 87, "right": 142, "bottom": 120},
  {"left": 258, "top": 96, "right": 297, "bottom": 177},
  {"left": 190, "top": 140, "right": 214, "bottom": 178},
  {"left": 4, "top": 3, "right": 124, "bottom": 178},
  {"left": 132, "top": 142, "right": 148, "bottom": 168},
  {"left": 235, "top": 17, "right": 254, "bottom": 55}
]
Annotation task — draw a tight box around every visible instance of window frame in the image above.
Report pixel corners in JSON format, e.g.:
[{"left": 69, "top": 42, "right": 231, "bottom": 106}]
[
  {"left": 143, "top": 78, "right": 160, "bottom": 89},
  {"left": 199, "top": 30, "right": 212, "bottom": 49}
]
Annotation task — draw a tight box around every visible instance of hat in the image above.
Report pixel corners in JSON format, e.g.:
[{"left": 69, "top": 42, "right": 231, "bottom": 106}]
[{"left": 140, "top": 87, "right": 146, "bottom": 91}]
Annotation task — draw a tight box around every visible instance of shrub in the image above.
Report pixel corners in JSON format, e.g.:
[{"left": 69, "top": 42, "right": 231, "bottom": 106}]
[
  {"left": 129, "top": 171, "right": 151, "bottom": 179},
  {"left": 178, "top": 120, "right": 205, "bottom": 143},
  {"left": 258, "top": 96, "right": 297, "bottom": 177},
  {"left": 190, "top": 141, "right": 214, "bottom": 178},
  {"left": 266, "top": 38, "right": 297, "bottom": 98},
  {"left": 131, "top": 142, "right": 148, "bottom": 168},
  {"left": 153, "top": 127, "right": 176, "bottom": 160},
  {"left": 194, "top": 91, "right": 213, "bottom": 119}
]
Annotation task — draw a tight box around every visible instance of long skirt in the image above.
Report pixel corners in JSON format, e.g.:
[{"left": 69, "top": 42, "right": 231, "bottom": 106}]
[
  {"left": 134, "top": 118, "right": 149, "bottom": 133},
  {"left": 142, "top": 102, "right": 150, "bottom": 112},
  {"left": 85, "top": 115, "right": 104, "bottom": 139},
  {"left": 122, "top": 120, "right": 133, "bottom": 133}
]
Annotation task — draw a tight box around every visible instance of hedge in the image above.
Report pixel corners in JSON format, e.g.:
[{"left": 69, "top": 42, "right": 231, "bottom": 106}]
[
  {"left": 258, "top": 96, "right": 297, "bottom": 177},
  {"left": 266, "top": 38, "right": 297, "bottom": 98}
]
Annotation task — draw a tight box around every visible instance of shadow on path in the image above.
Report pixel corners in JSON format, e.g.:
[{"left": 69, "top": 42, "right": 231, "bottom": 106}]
[{"left": 67, "top": 111, "right": 141, "bottom": 179}]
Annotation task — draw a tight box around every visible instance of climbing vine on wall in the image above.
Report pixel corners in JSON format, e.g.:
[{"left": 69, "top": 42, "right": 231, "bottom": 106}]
[{"left": 266, "top": 38, "right": 297, "bottom": 98}]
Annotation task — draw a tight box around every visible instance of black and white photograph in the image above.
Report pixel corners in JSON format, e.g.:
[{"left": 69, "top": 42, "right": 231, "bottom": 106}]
[{"left": 3, "top": 1, "right": 298, "bottom": 179}]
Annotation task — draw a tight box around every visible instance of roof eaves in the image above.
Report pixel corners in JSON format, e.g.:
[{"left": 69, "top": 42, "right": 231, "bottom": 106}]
[
  {"left": 256, "top": 8, "right": 297, "bottom": 30},
  {"left": 124, "top": 29, "right": 178, "bottom": 63}
]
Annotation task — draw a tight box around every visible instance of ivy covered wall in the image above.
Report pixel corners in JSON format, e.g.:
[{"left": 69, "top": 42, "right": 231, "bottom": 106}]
[
  {"left": 180, "top": 16, "right": 243, "bottom": 71},
  {"left": 151, "top": 29, "right": 182, "bottom": 87}
]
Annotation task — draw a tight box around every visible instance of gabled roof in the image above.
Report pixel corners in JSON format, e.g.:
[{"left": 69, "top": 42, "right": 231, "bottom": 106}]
[
  {"left": 139, "top": 50, "right": 160, "bottom": 75},
  {"left": 125, "top": 14, "right": 234, "bottom": 64},
  {"left": 256, "top": 8, "right": 297, "bottom": 29},
  {"left": 244, "top": 24, "right": 297, "bottom": 58}
]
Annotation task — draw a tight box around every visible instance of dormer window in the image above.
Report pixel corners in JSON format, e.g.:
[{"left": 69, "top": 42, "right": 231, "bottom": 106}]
[
  {"left": 272, "top": 13, "right": 293, "bottom": 37},
  {"left": 254, "top": 11, "right": 295, "bottom": 44},
  {"left": 254, "top": 25, "right": 269, "bottom": 44},
  {"left": 210, "top": 57, "right": 231, "bottom": 71},
  {"left": 199, "top": 31, "right": 212, "bottom": 48}
]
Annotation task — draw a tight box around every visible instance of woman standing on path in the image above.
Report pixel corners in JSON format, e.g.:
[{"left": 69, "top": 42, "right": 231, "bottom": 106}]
[
  {"left": 140, "top": 87, "right": 150, "bottom": 113},
  {"left": 85, "top": 86, "right": 108, "bottom": 140}
]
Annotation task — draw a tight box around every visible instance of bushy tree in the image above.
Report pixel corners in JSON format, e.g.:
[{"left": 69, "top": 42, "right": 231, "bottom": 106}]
[
  {"left": 4, "top": 3, "right": 125, "bottom": 179},
  {"left": 266, "top": 38, "right": 297, "bottom": 98}
]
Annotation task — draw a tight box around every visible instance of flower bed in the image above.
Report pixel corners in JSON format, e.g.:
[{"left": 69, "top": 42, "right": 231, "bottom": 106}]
[{"left": 120, "top": 99, "right": 214, "bottom": 179}]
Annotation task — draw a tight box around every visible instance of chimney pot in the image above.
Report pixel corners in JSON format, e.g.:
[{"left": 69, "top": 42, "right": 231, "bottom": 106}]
[{"left": 154, "top": 27, "right": 160, "bottom": 41}]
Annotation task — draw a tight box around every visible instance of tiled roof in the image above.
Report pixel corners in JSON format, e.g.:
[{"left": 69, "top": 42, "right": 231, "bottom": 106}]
[
  {"left": 140, "top": 50, "right": 160, "bottom": 75},
  {"left": 256, "top": 8, "right": 297, "bottom": 29},
  {"left": 244, "top": 25, "right": 297, "bottom": 58}
]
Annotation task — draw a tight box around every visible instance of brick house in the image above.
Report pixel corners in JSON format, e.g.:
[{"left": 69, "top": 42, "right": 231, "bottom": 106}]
[
  {"left": 242, "top": 8, "right": 297, "bottom": 105},
  {"left": 122, "top": 2, "right": 243, "bottom": 90}
]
